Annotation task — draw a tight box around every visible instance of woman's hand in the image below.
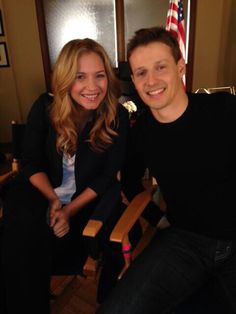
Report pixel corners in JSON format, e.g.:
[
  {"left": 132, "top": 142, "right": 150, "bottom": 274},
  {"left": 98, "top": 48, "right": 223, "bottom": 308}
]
[
  {"left": 49, "top": 187, "right": 97, "bottom": 238},
  {"left": 49, "top": 198, "right": 62, "bottom": 219},
  {"left": 50, "top": 206, "right": 71, "bottom": 238}
]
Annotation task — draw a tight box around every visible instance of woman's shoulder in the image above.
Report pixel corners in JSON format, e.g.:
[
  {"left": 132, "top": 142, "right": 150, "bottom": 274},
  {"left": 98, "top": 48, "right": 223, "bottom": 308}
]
[
  {"left": 33, "top": 92, "right": 53, "bottom": 109},
  {"left": 29, "top": 92, "right": 53, "bottom": 113},
  {"left": 116, "top": 103, "right": 129, "bottom": 124},
  {"left": 27, "top": 92, "right": 54, "bottom": 123}
]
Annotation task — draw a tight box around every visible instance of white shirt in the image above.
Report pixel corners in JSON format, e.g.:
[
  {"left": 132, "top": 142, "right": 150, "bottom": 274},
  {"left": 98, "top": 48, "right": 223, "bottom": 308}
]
[{"left": 54, "top": 154, "right": 76, "bottom": 204}]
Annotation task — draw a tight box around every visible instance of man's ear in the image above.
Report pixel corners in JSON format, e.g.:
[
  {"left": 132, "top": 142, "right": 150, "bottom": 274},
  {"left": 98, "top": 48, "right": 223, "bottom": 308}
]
[{"left": 178, "top": 58, "right": 186, "bottom": 78}]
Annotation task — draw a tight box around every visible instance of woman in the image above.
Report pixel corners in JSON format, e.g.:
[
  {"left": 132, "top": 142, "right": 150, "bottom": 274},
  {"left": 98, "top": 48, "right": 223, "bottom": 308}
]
[{"left": 1, "top": 38, "right": 128, "bottom": 314}]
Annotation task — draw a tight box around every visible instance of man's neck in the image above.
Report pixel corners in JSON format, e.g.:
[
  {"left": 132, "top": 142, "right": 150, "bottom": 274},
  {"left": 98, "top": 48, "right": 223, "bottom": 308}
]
[{"left": 150, "top": 92, "right": 188, "bottom": 123}]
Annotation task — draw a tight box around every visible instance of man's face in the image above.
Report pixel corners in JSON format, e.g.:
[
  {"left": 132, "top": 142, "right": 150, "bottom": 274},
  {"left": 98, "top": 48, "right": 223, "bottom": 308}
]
[{"left": 129, "top": 42, "right": 185, "bottom": 120}]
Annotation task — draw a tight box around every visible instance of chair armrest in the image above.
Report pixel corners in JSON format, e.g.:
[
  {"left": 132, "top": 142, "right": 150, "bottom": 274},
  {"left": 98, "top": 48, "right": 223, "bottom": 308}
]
[
  {"left": 82, "top": 219, "right": 103, "bottom": 237},
  {"left": 110, "top": 185, "right": 157, "bottom": 243},
  {"left": 82, "top": 181, "right": 121, "bottom": 238}
]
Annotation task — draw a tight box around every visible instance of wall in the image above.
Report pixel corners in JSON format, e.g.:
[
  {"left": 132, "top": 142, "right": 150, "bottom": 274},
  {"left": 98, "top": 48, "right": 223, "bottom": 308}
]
[
  {"left": 192, "top": 0, "right": 236, "bottom": 91},
  {"left": 0, "top": 0, "right": 45, "bottom": 143},
  {"left": 0, "top": 0, "right": 21, "bottom": 143},
  {"left": 221, "top": 0, "right": 236, "bottom": 87},
  {"left": 0, "top": 0, "right": 235, "bottom": 142}
]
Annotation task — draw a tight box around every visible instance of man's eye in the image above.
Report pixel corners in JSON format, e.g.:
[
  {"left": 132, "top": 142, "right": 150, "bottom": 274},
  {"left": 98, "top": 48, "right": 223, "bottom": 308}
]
[
  {"left": 136, "top": 71, "right": 145, "bottom": 77},
  {"left": 157, "top": 65, "right": 166, "bottom": 71}
]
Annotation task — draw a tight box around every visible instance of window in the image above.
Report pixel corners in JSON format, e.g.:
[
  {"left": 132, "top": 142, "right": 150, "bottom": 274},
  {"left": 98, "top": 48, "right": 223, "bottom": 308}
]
[{"left": 35, "top": 0, "right": 196, "bottom": 91}]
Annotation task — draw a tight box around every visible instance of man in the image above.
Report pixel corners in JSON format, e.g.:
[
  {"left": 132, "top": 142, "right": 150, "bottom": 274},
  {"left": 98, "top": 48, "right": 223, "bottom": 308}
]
[{"left": 97, "top": 27, "right": 236, "bottom": 313}]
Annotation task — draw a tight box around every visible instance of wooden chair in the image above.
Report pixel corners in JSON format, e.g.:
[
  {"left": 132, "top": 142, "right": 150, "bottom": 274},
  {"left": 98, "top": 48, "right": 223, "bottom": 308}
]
[
  {"left": 195, "top": 86, "right": 235, "bottom": 95},
  {"left": 107, "top": 178, "right": 167, "bottom": 278},
  {"left": 108, "top": 181, "right": 229, "bottom": 313},
  {"left": 0, "top": 121, "right": 25, "bottom": 222},
  {"left": 82, "top": 180, "right": 122, "bottom": 277},
  {"left": 0, "top": 121, "right": 25, "bottom": 186},
  {"left": 50, "top": 180, "right": 122, "bottom": 300}
]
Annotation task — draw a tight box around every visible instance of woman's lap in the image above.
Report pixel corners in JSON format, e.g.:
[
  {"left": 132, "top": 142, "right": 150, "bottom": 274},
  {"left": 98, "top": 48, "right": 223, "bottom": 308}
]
[{"left": 0, "top": 179, "right": 94, "bottom": 313}]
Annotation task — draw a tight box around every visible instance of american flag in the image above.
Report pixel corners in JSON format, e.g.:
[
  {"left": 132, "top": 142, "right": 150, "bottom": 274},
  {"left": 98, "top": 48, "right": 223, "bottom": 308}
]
[{"left": 166, "top": 0, "right": 186, "bottom": 62}]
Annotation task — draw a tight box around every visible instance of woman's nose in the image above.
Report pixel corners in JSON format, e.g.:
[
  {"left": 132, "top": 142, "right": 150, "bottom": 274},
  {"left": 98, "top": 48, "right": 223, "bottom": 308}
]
[{"left": 87, "top": 77, "right": 97, "bottom": 90}]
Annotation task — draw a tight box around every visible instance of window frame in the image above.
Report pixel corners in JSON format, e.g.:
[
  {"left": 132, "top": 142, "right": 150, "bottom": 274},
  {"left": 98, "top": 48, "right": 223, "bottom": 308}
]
[{"left": 35, "top": 0, "right": 197, "bottom": 92}]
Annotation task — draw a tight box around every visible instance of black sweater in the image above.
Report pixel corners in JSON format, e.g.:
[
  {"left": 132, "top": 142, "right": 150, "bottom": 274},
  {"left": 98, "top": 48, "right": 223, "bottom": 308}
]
[{"left": 122, "top": 92, "right": 236, "bottom": 239}]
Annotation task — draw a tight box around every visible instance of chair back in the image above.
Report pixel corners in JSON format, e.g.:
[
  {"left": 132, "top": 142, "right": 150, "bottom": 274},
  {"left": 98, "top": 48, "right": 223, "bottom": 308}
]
[
  {"left": 195, "top": 86, "right": 235, "bottom": 95},
  {"left": 11, "top": 121, "right": 26, "bottom": 160}
]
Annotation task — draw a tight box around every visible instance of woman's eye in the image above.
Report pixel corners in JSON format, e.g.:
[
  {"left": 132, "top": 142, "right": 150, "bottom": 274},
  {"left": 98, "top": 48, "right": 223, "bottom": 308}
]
[
  {"left": 75, "top": 74, "right": 84, "bottom": 80},
  {"left": 96, "top": 73, "right": 106, "bottom": 79}
]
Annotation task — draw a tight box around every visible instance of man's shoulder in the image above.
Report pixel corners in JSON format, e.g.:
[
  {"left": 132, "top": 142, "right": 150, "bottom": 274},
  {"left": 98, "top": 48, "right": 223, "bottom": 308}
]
[
  {"left": 132, "top": 107, "right": 151, "bottom": 127},
  {"left": 129, "top": 109, "right": 152, "bottom": 148},
  {"left": 188, "top": 92, "right": 236, "bottom": 128},
  {"left": 188, "top": 91, "right": 235, "bottom": 105},
  {"left": 188, "top": 92, "right": 236, "bottom": 114}
]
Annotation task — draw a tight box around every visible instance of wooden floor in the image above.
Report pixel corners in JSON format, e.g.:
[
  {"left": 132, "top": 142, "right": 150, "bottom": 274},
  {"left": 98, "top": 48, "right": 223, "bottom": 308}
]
[
  {"left": 49, "top": 220, "right": 155, "bottom": 314},
  {"left": 50, "top": 274, "right": 100, "bottom": 314}
]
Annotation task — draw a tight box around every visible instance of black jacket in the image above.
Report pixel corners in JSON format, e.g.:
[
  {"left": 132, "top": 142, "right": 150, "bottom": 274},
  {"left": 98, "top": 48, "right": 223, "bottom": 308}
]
[{"left": 20, "top": 93, "right": 129, "bottom": 198}]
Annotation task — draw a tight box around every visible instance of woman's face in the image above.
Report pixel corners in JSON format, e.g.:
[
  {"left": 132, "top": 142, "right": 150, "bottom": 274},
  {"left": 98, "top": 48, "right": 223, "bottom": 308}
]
[{"left": 70, "top": 52, "right": 108, "bottom": 111}]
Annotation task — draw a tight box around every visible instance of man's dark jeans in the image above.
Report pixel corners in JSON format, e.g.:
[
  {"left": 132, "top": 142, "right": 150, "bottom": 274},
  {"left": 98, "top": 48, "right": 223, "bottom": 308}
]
[{"left": 97, "top": 227, "right": 236, "bottom": 314}]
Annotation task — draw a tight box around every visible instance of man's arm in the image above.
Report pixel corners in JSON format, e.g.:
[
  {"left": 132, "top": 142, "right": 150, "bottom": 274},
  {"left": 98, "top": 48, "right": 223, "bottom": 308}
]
[
  {"left": 121, "top": 123, "right": 164, "bottom": 226},
  {"left": 121, "top": 124, "right": 147, "bottom": 201}
]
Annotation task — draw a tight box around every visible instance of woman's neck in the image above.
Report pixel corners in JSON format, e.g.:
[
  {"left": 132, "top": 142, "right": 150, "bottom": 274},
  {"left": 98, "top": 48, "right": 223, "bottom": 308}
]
[{"left": 74, "top": 107, "right": 93, "bottom": 132}]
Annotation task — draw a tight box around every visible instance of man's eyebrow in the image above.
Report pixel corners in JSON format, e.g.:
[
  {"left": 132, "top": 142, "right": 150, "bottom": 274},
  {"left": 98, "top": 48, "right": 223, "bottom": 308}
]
[
  {"left": 133, "top": 66, "right": 145, "bottom": 73},
  {"left": 133, "top": 59, "right": 169, "bottom": 72}
]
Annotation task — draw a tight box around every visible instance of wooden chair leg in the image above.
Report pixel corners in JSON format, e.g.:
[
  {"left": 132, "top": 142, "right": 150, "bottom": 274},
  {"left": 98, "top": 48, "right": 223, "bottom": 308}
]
[
  {"left": 118, "top": 235, "right": 132, "bottom": 279},
  {"left": 83, "top": 256, "right": 100, "bottom": 278}
]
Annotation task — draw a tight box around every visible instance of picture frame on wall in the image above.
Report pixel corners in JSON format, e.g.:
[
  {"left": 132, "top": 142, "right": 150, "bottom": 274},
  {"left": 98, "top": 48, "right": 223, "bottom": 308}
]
[
  {"left": 0, "top": 42, "right": 10, "bottom": 67},
  {"left": 0, "top": 10, "right": 4, "bottom": 36}
]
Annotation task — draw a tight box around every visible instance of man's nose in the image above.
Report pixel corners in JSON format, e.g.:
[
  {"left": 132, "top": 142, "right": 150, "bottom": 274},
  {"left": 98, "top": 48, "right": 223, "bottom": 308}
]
[{"left": 146, "top": 72, "right": 157, "bottom": 86}]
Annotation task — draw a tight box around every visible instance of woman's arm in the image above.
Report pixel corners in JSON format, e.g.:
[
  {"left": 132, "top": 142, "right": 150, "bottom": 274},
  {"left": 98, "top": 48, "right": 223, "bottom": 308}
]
[
  {"left": 50, "top": 106, "right": 129, "bottom": 238},
  {"left": 30, "top": 172, "right": 98, "bottom": 238},
  {"left": 29, "top": 172, "right": 61, "bottom": 212},
  {"left": 22, "top": 93, "right": 53, "bottom": 179},
  {"left": 62, "top": 187, "right": 97, "bottom": 217},
  {"left": 88, "top": 105, "right": 129, "bottom": 195},
  {"left": 50, "top": 187, "right": 97, "bottom": 238},
  {"left": 52, "top": 105, "right": 129, "bottom": 237}
]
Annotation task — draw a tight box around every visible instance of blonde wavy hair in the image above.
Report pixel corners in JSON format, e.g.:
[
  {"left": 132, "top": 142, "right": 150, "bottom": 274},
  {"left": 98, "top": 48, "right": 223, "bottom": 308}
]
[{"left": 50, "top": 38, "right": 120, "bottom": 156}]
